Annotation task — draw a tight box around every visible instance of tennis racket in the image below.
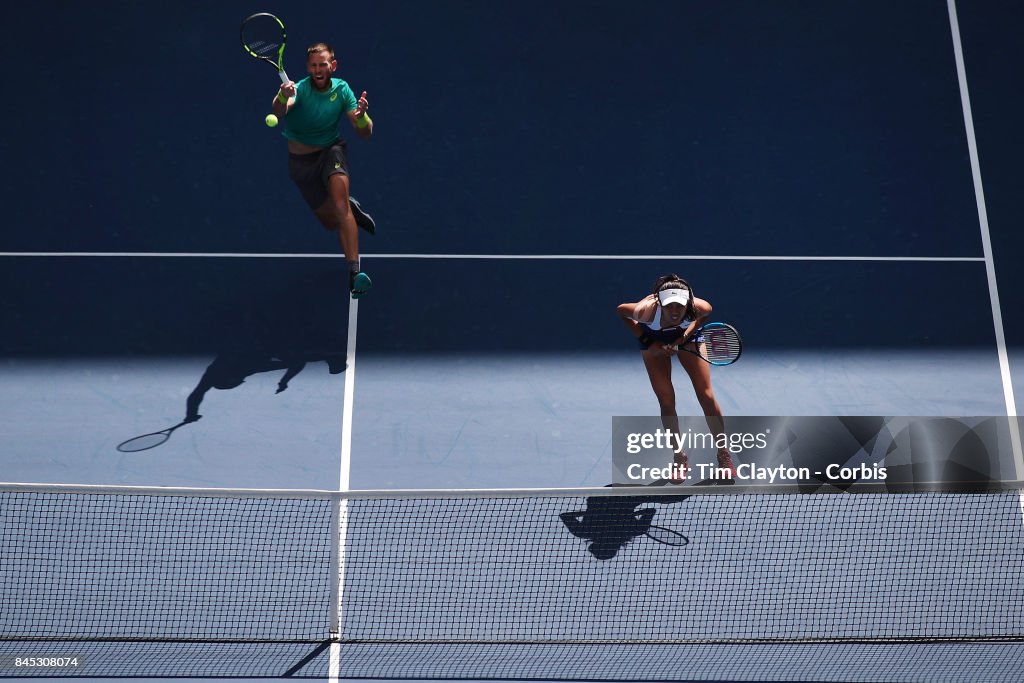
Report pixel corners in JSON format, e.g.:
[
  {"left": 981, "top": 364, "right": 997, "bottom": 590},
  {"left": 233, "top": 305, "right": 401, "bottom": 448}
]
[
  {"left": 670, "top": 322, "right": 742, "bottom": 366},
  {"left": 116, "top": 421, "right": 189, "bottom": 453},
  {"left": 645, "top": 525, "right": 689, "bottom": 547},
  {"left": 240, "top": 13, "right": 290, "bottom": 83}
]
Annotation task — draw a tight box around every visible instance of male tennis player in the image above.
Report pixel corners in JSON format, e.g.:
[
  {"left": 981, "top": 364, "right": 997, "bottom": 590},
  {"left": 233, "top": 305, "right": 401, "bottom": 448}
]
[
  {"left": 617, "top": 275, "right": 737, "bottom": 482},
  {"left": 271, "top": 43, "right": 375, "bottom": 298}
]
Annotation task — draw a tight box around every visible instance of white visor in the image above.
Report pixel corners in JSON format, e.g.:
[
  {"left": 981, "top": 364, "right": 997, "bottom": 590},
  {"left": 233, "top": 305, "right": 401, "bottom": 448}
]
[{"left": 658, "top": 288, "right": 690, "bottom": 307}]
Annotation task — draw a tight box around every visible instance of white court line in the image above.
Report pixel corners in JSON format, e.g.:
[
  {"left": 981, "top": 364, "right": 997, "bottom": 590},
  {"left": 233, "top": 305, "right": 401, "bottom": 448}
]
[
  {"left": 0, "top": 251, "right": 986, "bottom": 262},
  {"left": 947, "top": 0, "right": 1023, "bottom": 480},
  {"left": 329, "top": 297, "right": 358, "bottom": 682},
  {"left": 368, "top": 253, "right": 984, "bottom": 262},
  {"left": 339, "top": 297, "right": 358, "bottom": 493}
]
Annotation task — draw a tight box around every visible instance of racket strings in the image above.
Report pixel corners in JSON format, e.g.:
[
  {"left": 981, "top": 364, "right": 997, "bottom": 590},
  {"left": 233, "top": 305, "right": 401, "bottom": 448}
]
[
  {"left": 247, "top": 39, "right": 282, "bottom": 57},
  {"left": 241, "top": 17, "right": 285, "bottom": 59},
  {"left": 702, "top": 328, "right": 741, "bottom": 363}
]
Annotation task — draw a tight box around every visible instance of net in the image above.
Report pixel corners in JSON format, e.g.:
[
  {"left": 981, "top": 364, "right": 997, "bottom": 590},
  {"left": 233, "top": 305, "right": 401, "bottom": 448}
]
[
  {"left": 343, "top": 489, "right": 1024, "bottom": 644},
  {"left": 3, "top": 482, "right": 1024, "bottom": 680},
  {"left": 1, "top": 488, "right": 335, "bottom": 644}
]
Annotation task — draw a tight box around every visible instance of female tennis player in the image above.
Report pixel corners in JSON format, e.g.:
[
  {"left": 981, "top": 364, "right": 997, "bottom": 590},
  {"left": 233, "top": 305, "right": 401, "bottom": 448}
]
[{"left": 617, "top": 274, "right": 736, "bottom": 482}]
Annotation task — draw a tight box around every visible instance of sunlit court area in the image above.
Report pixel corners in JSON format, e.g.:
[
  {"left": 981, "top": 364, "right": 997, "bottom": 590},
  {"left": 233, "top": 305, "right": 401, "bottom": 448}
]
[{"left": 3, "top": 1, "right": 1024, "bottom": 682}]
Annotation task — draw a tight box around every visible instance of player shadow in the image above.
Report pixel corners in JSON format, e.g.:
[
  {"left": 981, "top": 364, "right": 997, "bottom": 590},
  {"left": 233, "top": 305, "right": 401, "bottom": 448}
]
[
  {"left": 184, "top": 349, "right": 345, "bottom": 423},
  {"left": 560, "top": 486, "right": 693, "bottom": 560},
  {"left": 115, "top": 268, "right": 349, "bottom": 449},
  {"left": 183, "top": 272, "right": 349, "bottom": 424}
]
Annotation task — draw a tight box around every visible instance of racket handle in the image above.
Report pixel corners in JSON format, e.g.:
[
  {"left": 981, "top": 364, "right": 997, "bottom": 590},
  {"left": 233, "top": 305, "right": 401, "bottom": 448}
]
[{"left": 278, "top": 69, "right": 290, "bottom": 84}]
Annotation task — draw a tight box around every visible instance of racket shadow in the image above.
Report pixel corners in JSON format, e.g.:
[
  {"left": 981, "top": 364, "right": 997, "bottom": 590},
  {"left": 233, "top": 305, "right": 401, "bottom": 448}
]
[
  {"left": 644, "top": 524, "right": 689, "bottom": 547},
  {"left": 116, "top": 421, "right": 190, "bottom": 453}
]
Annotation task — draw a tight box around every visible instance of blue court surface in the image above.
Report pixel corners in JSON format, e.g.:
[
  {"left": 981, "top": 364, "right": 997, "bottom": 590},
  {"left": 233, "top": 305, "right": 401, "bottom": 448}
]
[{"left": 3, "top": 1, "right": 1024, "bottom": 682}]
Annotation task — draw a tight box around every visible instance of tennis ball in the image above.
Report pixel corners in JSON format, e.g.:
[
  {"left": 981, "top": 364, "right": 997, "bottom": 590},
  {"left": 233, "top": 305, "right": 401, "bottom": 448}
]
[{"left": 265, "top": 114, "right": 279, "bottom": 128}]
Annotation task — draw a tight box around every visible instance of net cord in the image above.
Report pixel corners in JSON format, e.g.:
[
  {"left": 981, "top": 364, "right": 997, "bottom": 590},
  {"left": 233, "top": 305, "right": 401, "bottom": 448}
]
[{"left": 3, "top": 480, "right": 1023, "bottom": 499}]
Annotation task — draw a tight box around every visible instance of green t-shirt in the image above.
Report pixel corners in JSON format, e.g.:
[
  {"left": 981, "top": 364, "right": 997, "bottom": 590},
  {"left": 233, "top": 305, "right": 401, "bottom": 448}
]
[{"left": 282, "top": 77, "right": 358, "bottom": 147}]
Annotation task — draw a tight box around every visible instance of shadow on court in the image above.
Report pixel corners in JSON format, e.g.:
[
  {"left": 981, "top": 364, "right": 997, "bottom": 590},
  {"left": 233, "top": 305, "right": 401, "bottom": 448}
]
[{"left": 1, "top": 257, "right": 351, "bottom": 487}]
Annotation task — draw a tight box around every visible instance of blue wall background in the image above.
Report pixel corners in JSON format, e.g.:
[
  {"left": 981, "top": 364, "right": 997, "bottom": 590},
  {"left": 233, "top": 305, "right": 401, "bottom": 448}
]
[{"left": 1, "top": 0, "right": 1021, "bottom": 353}]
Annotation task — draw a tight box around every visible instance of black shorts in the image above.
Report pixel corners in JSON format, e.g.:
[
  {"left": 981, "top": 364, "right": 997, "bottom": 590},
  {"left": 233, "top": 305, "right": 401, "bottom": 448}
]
[
  {"left": 287, "top": 140, "right": 349, "bottom": 211},
  {"left": 637, "top": 325, "right": 705, "bottom": 350}
]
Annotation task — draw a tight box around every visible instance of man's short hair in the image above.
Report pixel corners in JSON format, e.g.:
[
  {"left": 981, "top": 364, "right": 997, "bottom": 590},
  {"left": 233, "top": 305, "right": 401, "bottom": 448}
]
[{"left": 307, "top": 42, "right": 335, "bottom": 59}]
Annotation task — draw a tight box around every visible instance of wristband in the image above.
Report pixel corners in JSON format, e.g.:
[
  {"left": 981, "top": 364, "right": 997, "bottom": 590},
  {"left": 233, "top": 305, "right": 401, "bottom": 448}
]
[
  {"left": 355, "top": 113, "right": 372, "bottom": 129},
  {"left": 277, "top": 91, "right": 289, "bottom": 104}
]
